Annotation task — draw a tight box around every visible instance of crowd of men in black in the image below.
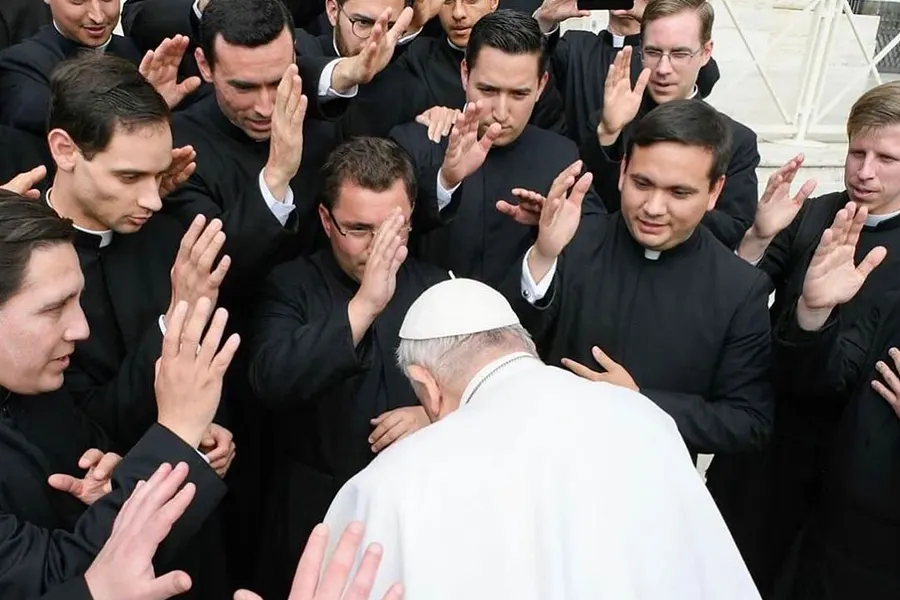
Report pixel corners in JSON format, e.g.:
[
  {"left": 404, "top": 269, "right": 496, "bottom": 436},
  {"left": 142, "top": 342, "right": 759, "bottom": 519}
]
[{"left": 0, "top": 0, "right": 899, "bottom": 598}]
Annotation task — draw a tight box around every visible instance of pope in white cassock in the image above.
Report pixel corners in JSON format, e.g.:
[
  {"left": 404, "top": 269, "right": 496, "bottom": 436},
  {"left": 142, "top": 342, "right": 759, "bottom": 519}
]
[{"left": 323, "top": 278, "right": 761, "bottom": 600}]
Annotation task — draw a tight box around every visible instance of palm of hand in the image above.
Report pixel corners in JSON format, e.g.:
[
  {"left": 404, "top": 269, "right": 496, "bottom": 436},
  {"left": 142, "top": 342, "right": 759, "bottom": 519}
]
[
  {"left": 605, "top": 81, "right": 641, "bottom": 131},
  {"left": 756, "top": 191, "right": 799, "bottom": 238},
  {"left": 803, "top": 246, "right": 863, "bottom": 308}
]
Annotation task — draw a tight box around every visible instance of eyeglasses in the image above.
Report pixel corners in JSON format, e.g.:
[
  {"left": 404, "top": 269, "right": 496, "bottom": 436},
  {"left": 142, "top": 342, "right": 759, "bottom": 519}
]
[
  {"left": 338, "top": 5, "right": 397, "bottom": 40},
  {"left": 328, "top": 209, "right": 413, "bottom": 241},
  {"left": 639, "top": 48, "right": 702, "bottom": 68}
]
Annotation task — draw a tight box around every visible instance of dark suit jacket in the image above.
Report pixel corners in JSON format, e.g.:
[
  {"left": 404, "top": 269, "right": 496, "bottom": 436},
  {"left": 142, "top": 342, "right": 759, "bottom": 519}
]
[
  {"left": 0, "top": 387, "right": 225, "bottom": 600},
  {"left": 0, "top": 26, "right": 143, "bottom": 137},
  {"left": 0, "top": 0, "right": 49, "bottom": 51}
]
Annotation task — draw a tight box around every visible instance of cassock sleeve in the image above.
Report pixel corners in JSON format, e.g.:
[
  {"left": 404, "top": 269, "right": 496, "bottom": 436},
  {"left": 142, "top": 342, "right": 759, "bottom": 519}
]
[
  {"left": 64, "top": 323, "right": 164, "bottom": 451},
  {"left": 0, "top": 45, "right": 52, "bottom": 138},
  {"left": 771, "top": 297, "right": 887, "bottom": 404},
  {"left": 641, "top": 271, "right": 774, "bottom": 454},
  {"left": 248, "top": 264, "right": 371, "bottom": 409},
  {"left": 0, "top": 424, "right": 224, "bottom": 598},
  {"left": 35, "top": 577, "right": 93, "bottom": 600}
]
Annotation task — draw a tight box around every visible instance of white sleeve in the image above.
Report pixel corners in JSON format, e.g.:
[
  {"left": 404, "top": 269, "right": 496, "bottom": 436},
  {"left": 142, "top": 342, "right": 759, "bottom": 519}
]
[
  {"left": 533, "top": 9, "right": 560, "bottom": 36},
  {"left": 520, "top": 246, "right": 558, "bottom": 304},
  {"left": 436, "top": 169, "right": 461, "bottom": 212},
  {"left": 192, "top": 0, "right": 203, "bottom": 19},
  {"left": 258, "top": 169, "right": 296, "bottom": 226},
  {"left": 319, "top": 58, "right": 359, "bottom": 100}
]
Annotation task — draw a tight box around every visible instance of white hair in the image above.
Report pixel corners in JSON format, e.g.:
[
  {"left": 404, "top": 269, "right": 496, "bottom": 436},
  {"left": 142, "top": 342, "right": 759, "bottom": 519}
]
[{"left": 396, "top": 324, "right": 538, "bottom": 388}]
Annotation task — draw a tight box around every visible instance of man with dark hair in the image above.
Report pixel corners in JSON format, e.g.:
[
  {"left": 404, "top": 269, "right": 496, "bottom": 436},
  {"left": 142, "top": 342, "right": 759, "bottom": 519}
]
[
  {"left": 391, "top": 9, "right": 603, "bottom": 289},
  {"left": 247, "top": 136, "right": 447, "bottom": 599},
  {"left": 504, "top": 99, "right": 773, "bottom": 457},
  {"left": 0, "top": 0, "right": 197, "bottom": 139},
  {"left": 578, "top": 0, "right": 758, "bottom": 250},
  {"left": 0, "top": 192, "right": 236, "bottom": 599}
]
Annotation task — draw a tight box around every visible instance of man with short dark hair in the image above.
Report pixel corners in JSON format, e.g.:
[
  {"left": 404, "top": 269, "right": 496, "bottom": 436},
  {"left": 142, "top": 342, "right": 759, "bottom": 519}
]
[
  {"left": 391, "top": 9, "right": 603, "bottom": 289},
  {"left": 505, "top": 99, "right": 773, "bottom": 457},
  {"left": 0, "top": 192, "right": 236, "bottom": 600},
  {"left": 248, "top": 136, "right": 448, "bottom": 599},
  {"left": 578, "top": 0, "right": 758, "bottom": 249}
]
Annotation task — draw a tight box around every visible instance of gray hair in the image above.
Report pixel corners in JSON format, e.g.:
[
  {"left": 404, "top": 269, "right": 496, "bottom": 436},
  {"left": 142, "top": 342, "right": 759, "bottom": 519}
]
[{"left": 396, "top": 324, "right": 538, "bottom": 388}]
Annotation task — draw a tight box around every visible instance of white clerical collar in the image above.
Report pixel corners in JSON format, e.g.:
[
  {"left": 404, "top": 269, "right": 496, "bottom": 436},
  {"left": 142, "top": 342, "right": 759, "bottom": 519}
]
[
  {"left": 333, "top": 34, "right": 341, "bottom": 57},
  {"left": 612, "top": 34, "right": 626, "bottom": 48},
  {"left": 459, "top": 351, "right": 537, "bottom": 407},
  {"left": 53, "top": 20, "right": 113, "bottom": 52},
  {"left": 644, "top": 249, "right": 661, "bottom": 260},
  {"left": 46, "top": 188, "right": 113, "bottom": 248},
  {"left": 687, "top": 85, "right": 698, "bottom": 99},
  {"left": 447, "top": 37, "right": 465, "bottom": 53},
  {"left": 866, "top": 207, "right": 900, "bottom": 226}
]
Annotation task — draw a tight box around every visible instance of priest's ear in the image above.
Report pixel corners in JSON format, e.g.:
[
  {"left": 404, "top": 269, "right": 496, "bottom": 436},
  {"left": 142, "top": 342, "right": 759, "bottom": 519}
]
[
  {"left": 195, "top": 48, "right": 214, "bottom": 83},
  {"left": 700, "top": 40, "right": 714, "bottom": 68},
  {"left": 47, "top": 129, "right": 81, "bottom": 172},
  {"left": 706, "top": 174, "right": 725, "bottom": 212},
  {"left": 325, "top": 0, "right": 340, "bottom": 27},
  {"left": 404, "top": 364, "right": 442, "bottom": 423}
]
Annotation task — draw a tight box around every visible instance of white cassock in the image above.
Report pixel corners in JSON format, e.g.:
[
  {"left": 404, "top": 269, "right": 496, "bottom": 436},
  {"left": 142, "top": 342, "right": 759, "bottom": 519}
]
[{"left": 323, "top": 352, "right": 761, "bottom": 600}]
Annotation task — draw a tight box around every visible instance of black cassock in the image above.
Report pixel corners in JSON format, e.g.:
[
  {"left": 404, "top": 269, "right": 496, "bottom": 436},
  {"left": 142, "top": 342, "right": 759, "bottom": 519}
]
[
  {"left": 502, "top": 212, "right": 773, "bottom": 455},
  {"left": 771, "top": 293, "right": 900, "bottom": 600},
  {"left": 248, "top": 249, "right": 448, "bottom": 599},
  {"left": 393, "top": 33, "right": 568, "bottom": 135},
  {"left": 707, "top": 194, "right": 900, "bottom": 596},
  {"left": 0, "top": 26, "right": 143, "bottom": 138},
  {"left": 0, "top": 0, "right": 49, "bottom": 51},
  {"left": 390, "top": 121, "right": 605, "bottom": 289},
  {"left": 0, "top": 124, "right": 48, "bottom": 185},
  {"left": 64, "top": 222, "right": 180, "bottom": 450},
  {"left": 0, "top": 387, "right": 225, "bottom": 600},
  {"left": 580, "top": 95, "right": 759, "bottom": 250},
  {"left": 546, "top": 29, "right": 721, "bottom": 145}
]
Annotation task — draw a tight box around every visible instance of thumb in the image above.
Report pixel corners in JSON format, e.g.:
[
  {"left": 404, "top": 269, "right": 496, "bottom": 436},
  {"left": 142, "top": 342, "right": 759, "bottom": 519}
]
[
  {"left": 48, "top": 474, "right": 81, "bottom": 495},
  {"left": 496, "top": 200, "right": 516, "bottom": 216},
  {"left": 233, "top": 591, "right": 263, "bottom": 600},
  {"left": 145, "top": 571, "right": 192, "bottom": 599},
  {"left": 182, "top": 76, "right": 202, "bottom": 94},
  {"left": 591, "top": 346, "right": 617, "bottom": 370}
]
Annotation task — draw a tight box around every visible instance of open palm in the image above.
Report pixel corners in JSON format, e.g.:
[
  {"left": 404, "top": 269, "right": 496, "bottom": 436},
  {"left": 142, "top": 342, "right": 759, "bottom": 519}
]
[{"left": 801, "top": 202, "right": 887, "bottom": 310}]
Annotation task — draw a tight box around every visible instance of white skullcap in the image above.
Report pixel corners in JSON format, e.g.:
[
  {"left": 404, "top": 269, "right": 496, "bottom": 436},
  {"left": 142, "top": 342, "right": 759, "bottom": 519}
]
[{"left": 399, "top": 277, "right": 521, "bottom": 341}]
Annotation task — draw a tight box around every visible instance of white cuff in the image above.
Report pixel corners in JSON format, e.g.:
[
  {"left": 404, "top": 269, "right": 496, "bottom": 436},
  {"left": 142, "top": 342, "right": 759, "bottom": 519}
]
[
  {"left": 192, "top": 0, "right": 203, "bottom": 19},
  {"left": 195, "top": 448, "right": 211, "bottom": 464},
  {"left": 259, "top": 169, "right": 296, "bottom": 226},
  {"left": 533, "top": 9, "right": 560, "bottom": 36},
  {"left": 436, "top": 169, "right": 460, "bottom": 212},
  {"left": 520, "top": 246, "right": 557, "bottom": 304},
  {"left": 398, "top": 26, "right": 423, "bottom": 45},
  {"left": 319, "top": 58, "right": 359, "bottom": 100},
  {"left": 735, "top": 247, "right": 764, "bottom": 267}
]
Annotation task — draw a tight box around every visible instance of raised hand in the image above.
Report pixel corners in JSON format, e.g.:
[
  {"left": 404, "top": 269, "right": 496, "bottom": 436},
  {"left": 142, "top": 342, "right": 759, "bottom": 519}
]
[
  {"left": 410, "top": 0, "right": 443, "bottom": 32},
  {"left": 797, "top": 202, "right": 887, "bottom": 329},
  {"left": 48, "top": 448, "right": 123, "bottom": 506},
  {"left": 535, "top": 0, "right": 591, "bottom": 32},
  {"left": 354, "top": 210, "right": 408, "bottom": 315},
  {"left": 369, "top": 406, "right": 429, "bottom": 453},
  {"left": 84, "top": 462, "right": 196, "bottom": 600},
  {"left": 233, "top": 522, "right": 403, "bottom": 600},
  {"left": 415, "top": 106, "right": 460, "bottom": 143},
  {"left": 1, "top": 165, "right": 47, "bottom": 199},
  {"left": 155, "top": 298, "right": 241, "bottom": 449},
  {"left": 496, "top": 188, "right": 546, "bottom": 227},
  {"left": 750, "top": 154, "right": 817, "bottom": 240},
  {"left": 264, "top": 64, "right": 308, "bottom": 201},
  {"left": 199, "top": 423, "right": 236, "bottom": 478},
  {"left": 165, "top": 215, "right": 231, "bottom": 328},
  {"left": 439, "top": 101, "right": 502, "bottom": 189},
  {"left": 339, "top": 7, "right": 414, "bottom": 87},
  {"left": 160, "top": 146, "right": 197, "bottom": 199},
  {"left": 139, "top": 35, "right": 202, "bottom": 109},
  {"left": 598, "top": 46, "right": 650, "bottom": 145},
  {"left": 533, "top": 160, "right": 593, "bottom": 262}
]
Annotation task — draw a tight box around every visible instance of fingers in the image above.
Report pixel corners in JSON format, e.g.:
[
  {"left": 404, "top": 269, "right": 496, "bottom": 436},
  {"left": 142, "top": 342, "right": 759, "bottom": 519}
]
[
  {"left": 548, "top": 160, "right": 583, "bottom": 202},
  {"left": 175, "top": 215, "right": 208, "bottom": 270},
  {"left": 479, "top": 122, "right": 503, "bottom": 150},
  {"left": 381, "top": 583, "right": 405, "bottom": 600},
  {"left": 91, "top": 452, "right": 123, "bottom": 481},
  {"left": 181, "top": 297, "right": 215, "bottom": 353},
  {"left": 289, "top": 523, "right": 330, "bottom": 598},
  {"left": 79, "top": 448, "right": 105, "bottom": 470},
  {"left": 566, "top": 172, "right": 594, "bottom": 213},
  {"left": 561, "top": 357, "right": 601, "bottom": 381},
  {"left": 845, "top": 202, "right": 868, "bottom": 249},
  {"left": 633, "top": 67, "right": 652, "bottom": 96},
  {"left": 210, "top": 333, "right": 241, "bottom": 376},
  {"left": 161, "top": 301, "right": 189, "bottom": 359},
  {"left": 371, "top": 419, "right": 409, "bottom": 452},
  {"left": 856, "top": 245, "right": 887, "bottom": 280},
  {"left": 47, "top": 473, "right": 81, "bottom": 495},
  {"left": 114, "top": 462, "right": 176, "bottom": 532},
  {"left": 388, "top": 6, "right": 415, "bottom": 45},
  {"left": 197, "top": 306, "right": 229, "bottom": 367},
  {"left": 872, "top": 379, "right": 898, "bottom": 407},
  {"left": 1, "top": 165, "right": 47, "bottom": 196},
  {"left": 344, "top": 543, "right": 386, "bottom": 600},
  {"left": 233, "top": 591, "right": 263, "bottom": 600},
  {"left": 191, "top": 219, "right": 224, "bottom": 272},
  {"left": 793, "top": 179, "right": 818, "bottom": 206},
  {"left": 369, "top": 411, "right": 404, "bottom": 444},
  {"left": 590, "top": 346, "right": 616, "bottom": 370},
  {"left": 145, "top": 571, "right": 193, "bottom": 599},
  {"left": 875, "top": 354, "right": 900, "bottom": 406},
  {"left": 318, "top": 522, "right": 367, "bottom": 599}
]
